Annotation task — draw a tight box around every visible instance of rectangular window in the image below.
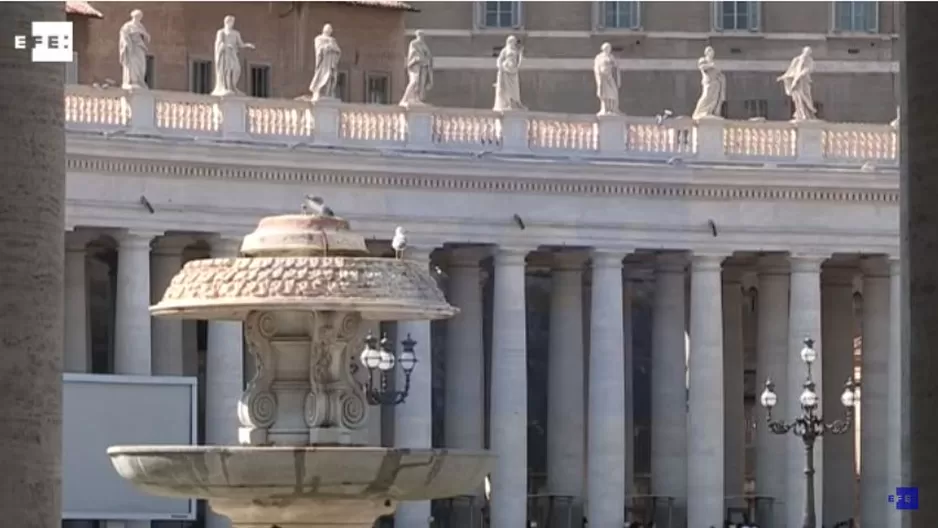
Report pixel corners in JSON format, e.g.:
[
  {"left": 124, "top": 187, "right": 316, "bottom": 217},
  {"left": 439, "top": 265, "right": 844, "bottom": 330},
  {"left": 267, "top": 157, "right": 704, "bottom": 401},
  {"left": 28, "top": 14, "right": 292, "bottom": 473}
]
[
  {"left": 65, "top": 52, "right": 78, "bottom": 84},
  {"left": 249, "top": 64, "right": 271, "bottom": 98},
  {"left": 713, "top": 1, "right": 760, "bottom": 31},
  {"left": 833, "top": 1, "right": 878, "bottom": 32},
  {"left": 336, "top": 71, "right": 348, "bottom": 102},
  {"left": 144, "top": 54, "right": 155, "bottom": 88},
  {"left": 744, "top": 99, "right": 768, "bottom": 119},
  {"left": 365, "top": 72, "right": 391, "bottom": 105},
  {"left": 599, "top": 1, "right": 641, "bottom": 29},
  {"left": 189, "top": 59, "right": 213, "bottom": 95},
  {"left": 479, "top": 1, "right": 521, "bottom": 29}
]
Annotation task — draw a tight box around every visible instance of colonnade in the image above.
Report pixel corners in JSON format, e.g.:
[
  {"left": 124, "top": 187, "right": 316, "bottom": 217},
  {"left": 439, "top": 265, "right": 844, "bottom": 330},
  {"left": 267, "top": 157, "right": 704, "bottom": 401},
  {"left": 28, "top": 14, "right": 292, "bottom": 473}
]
[{"left": 63, "top": 229, "right": 900, "bottom": 528}]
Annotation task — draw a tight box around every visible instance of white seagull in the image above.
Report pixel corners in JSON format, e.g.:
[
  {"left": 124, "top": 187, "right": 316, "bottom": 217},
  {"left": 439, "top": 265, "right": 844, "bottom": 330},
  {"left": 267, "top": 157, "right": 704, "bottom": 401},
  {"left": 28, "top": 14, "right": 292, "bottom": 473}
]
[{"left": 392, "top": 226, "right": 407, "bottom": 259}]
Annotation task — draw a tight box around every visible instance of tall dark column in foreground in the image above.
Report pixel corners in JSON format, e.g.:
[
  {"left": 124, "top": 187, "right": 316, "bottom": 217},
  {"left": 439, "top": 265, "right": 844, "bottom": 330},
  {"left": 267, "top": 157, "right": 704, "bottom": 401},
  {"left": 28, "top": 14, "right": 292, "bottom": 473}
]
[
  {"left": 0, "top": 3, "right": 66, "bottom": 528},
  {"left": 903, "top": 3, "right": 938, "bottom": 526}
]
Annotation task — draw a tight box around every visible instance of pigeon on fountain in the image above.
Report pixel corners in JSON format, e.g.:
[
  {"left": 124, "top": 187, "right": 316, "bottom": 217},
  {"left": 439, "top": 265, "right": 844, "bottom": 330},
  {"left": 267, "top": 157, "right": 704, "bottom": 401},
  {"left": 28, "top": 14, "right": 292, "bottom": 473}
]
[
  {"left": 302, "top": 195, "right": 335, "bottom": 217},
  {"left": 392, "top": 226, "right": 407, "bottom": 259}
]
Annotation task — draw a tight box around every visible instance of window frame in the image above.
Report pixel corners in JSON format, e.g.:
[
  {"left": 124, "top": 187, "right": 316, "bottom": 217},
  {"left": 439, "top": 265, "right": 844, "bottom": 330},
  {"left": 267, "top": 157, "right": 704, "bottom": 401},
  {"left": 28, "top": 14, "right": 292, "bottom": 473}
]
[
  {"left": 830, "top": 1, "right": 879, "bottom": 34},
  {"left": 474, "top": 1, "right": 523, "bottom": 30},
  {"left": 144, "top": 54, "right": 155, "bottom": 89},
  {"left": 187, "top": 57, "right": 213, "bottom": 95},
  {"left": 364, "top": 71, "right": 392, "bottom": 105},
  {"left": 247, "top": 62, "right": 272, "bottom": 99},
  {"left": 594, "top": 1, "right": 642, "bottom": 31},
  {"left": 335, "top": 70, "right": 349, "bottom": 102},
  {"left": 712, "top": 1, "right": 761, "bottom": 32}
]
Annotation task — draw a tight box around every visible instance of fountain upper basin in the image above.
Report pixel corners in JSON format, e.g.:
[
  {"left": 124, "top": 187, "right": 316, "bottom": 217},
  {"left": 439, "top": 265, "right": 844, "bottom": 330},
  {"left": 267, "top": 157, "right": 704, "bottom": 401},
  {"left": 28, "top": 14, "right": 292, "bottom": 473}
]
[{"left": 108, "top": 446, "right": 494, "bottom": 502}]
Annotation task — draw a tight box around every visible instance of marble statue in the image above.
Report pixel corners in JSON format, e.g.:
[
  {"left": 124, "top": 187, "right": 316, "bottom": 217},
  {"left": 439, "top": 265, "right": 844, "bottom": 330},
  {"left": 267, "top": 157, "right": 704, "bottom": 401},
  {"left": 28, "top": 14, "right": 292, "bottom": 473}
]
[
  {"left": 212, "top": 16, "right": 255, "bottom": 97},
  {"left": 399, "top": 30, "right": 434, "bottom": 107},
  {"left": 308, "top": 24, "right": 341, "bottom": 102},
  {"left": 891, "top": 105, "right": 900, "bottom": 128},
  {"left": 778, "top": 46, "right": 818, "bottom": 121},
  {"left": 493, "top": 36, "right": 526, "bottom": 112},
  {"left": 593, "top": 43, "right": 621, "bottom": 116},
  {"left": 692, "top": 46, "right": 726, "bottom": 120},
  {"left": 118, "top": 9, "right": 150, "bottom": 90}
]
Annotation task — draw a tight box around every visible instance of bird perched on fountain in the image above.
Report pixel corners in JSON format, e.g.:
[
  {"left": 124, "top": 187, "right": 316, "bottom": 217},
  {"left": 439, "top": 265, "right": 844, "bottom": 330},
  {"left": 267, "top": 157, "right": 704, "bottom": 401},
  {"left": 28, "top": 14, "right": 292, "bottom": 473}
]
[
  {"left": 302, "top": 195, "right": 335, "bottom": 217},
  {"left": 392, "top": 226, "right": 407, "bottom": 259}
]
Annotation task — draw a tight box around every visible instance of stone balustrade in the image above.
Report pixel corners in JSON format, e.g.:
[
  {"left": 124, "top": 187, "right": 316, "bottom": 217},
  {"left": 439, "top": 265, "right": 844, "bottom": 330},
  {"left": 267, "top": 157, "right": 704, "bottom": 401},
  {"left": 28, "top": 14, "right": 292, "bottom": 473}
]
[{"left": 65, "top": 84, "right": 899, "bottom": 166}]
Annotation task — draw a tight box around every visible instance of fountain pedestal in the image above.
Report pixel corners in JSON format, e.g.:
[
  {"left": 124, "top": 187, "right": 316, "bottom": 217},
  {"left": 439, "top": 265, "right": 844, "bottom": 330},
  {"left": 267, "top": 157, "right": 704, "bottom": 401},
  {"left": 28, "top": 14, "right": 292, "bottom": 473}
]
[{"left": 108, "top": 211, "right": 494, "bottom": 528}]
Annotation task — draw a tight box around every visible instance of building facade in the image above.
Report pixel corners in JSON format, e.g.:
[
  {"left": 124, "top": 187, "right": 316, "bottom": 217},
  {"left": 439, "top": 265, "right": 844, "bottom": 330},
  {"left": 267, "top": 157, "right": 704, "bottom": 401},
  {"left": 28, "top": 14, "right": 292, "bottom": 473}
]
[{"left": 406, "top": 1, "right": 900, "bottom": 122}]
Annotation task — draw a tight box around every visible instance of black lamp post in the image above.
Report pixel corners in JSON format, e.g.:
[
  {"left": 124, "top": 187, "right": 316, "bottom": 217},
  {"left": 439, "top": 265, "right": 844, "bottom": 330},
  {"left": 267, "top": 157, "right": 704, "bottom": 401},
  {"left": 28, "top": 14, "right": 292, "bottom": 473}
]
[
  {"left": 759, "top": 337, "right": 858, "bottom": 528},
  {"left": 359, "top": 332, "right": 418, "bottom": 405}
]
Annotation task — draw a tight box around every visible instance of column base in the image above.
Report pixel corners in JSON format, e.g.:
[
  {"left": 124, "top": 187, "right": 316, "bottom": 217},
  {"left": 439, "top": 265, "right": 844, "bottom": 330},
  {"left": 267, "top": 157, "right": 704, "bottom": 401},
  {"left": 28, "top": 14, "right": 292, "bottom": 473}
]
[{"left": 211, "top": 497, "right": 396, "bottom": 528}]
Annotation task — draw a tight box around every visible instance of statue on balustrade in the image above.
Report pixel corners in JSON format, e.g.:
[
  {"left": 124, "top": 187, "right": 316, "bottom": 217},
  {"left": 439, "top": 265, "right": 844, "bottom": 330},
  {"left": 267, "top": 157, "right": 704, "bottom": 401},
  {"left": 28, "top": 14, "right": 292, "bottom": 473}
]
[
  {"left": 891, "top": 105, "right": 900, "bottom": 128},
  {"left": 399, "top": 30, "right": 434, "bottom": 107},
  {"left": 778, "top": 46, "right": 818, "bottom": 121},
  {"left": 212, "top": 16, "right": 255, "bottom": 97},
  {"left": 493, "top": 35, "right": 526, "bottom": 112},
  {"left": 692, "top": 46, "right": 726, "bottom": 120},
  {"left": 118, "top": 9, "right": 150, "bottom": 90},
  {"left": 593, "top": 42, "right": 621, "bottom": 116},
  {"left": 308, "top": 24, "right": 342, "bottom": 102}
]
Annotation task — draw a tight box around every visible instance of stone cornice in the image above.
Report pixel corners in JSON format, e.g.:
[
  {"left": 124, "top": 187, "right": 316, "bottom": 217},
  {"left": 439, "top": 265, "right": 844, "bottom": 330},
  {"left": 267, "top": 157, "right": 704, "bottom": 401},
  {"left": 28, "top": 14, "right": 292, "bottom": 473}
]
[{"left": 66, "top": 150, "right": 899, "bottom": 205}]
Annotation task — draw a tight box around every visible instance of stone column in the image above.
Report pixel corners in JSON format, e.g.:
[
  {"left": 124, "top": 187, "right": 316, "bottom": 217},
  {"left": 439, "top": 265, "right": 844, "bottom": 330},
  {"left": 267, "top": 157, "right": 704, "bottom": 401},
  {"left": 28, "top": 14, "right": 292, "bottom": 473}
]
[
  {"left": 754, "top": 255, "right": 790, "bottom": 528},
  {"left": 547, "top": 251, "right": 587, "bottom": 507},
  {"left": 623, "top": 273, "right": 635, "bottom": 498},
  {"left": 587, "top": 250, "right": 627, "bottom": 528},
  {"left": 0, "top": 5, "right": 65, "bottom": 527},
  {"left": 904, "top": 5, "right": 938, "bottom": 522},
  {"left": 395, "top": 247, "right": 435, "bottom": 528},
  {"left": 887, "top": 258, "right": 905, "bottom": 528},
  {"left": 65, "top": 233, "right": 92, "bottom": 373},
  {"left": 786, "top": 256, "right": 825, "bottom": 528},
  {"left": 490, "top": 246, "right": 530, "bottom": 528},
  {"left": 651, "top": 253, "right": 688, "bottom": 526},
  {"left": 687, "top": 254, "right": 725, "bottom": 527},
  {"left": 723, "top": 266, "right": 746, "bottom": 498},
  {"left": 821, "top": 266, "right": 857, "bottom": 526},
  {"left": 205, "top": 237, "right": 244, "bottom": 528},
  {"left": 150, "top": 237, "right": 188, "bottom": 376},
  {"left": 114, "top": 231, "right": 155, "bottom": 376},
  {"left": 860, "top": 258, "right": 890, "bottom": 527}
]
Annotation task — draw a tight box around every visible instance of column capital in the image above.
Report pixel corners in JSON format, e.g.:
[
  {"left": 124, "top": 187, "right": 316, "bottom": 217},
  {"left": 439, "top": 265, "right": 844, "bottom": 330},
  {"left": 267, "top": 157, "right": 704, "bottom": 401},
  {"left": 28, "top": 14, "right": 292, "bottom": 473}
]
[
  {"left": 152, "top": 235, "right": 194, "bottom": 257},
  {"left": 860, "top": 256, "right": 892, "bottom": 278},
  {"left": 447, "top": 246, "right": 490, "bottom": 268},
  {"left": 655, "top": 251, "right": 688, "bottom": 273},
  {"left": 116, "top": 230, "right": 159, "bottom": 251},
  {"left": 789, "top": 254, "right": 826, "bottom": 273},
  {"left": 552, "top": 250, "right": 590, "bottom": 271},
  {"left": 823, "top": 265, "right": 858, "bottom": 286},
  {"left": 591, "top": 249, "right": 627, "bottom": 269},
  {"left": 210, "top": 235, "right": 244, "bottom": 258},
  {"left": 690, "top": 254, "right": 725, "bottom": 272},
  {"left": 493, "top": 245, "right": 533, "bottom": 266}
]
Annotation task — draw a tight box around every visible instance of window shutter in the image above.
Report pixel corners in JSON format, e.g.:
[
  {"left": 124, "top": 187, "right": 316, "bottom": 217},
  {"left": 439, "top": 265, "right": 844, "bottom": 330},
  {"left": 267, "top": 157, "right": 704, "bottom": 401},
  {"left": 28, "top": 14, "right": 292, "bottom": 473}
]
[
  {"left": 712, "top": 1, "right": 724, "bottom": 31},
  {"left": 630, "top": 1, "right": 642, "bottom": 29},
  {"left": 866, "top": 1, "right": 879, "bottom": 33},
  {"left": 747, "top": 1, "right": 761, "bottom": 31}
]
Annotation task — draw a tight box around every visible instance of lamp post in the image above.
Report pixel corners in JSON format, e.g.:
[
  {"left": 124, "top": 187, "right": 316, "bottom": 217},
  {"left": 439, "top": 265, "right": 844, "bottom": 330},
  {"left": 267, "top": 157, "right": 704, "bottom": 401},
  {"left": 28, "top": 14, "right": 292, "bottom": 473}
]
[
  {"left": 759, "top": 337, "right": 858, "bottom": 528},
  {"left": 359, "top": 332, "right": 418, "bottom": 405}
]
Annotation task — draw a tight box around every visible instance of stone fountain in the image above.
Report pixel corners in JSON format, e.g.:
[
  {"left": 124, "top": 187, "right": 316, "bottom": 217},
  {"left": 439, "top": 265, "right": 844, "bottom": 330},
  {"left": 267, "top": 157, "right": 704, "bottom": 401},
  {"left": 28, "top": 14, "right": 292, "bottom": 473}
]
[{"left": 107, "top": 207, "right": 494, "bottom": 528}]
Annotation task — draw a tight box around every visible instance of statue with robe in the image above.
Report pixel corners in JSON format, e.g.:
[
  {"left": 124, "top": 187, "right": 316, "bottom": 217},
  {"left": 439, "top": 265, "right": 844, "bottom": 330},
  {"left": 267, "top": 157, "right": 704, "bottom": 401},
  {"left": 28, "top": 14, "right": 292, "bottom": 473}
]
[
  {"left": 778, "top": 46, "right": 818, "bottom": 121},
  {"left": 399, "top": 30, "right": 434, "bottom": 107},
  {"left": 692, "top": 46, "right": 726, "bottom": 120},
  {"left": 308, "top": 24, "right": 341, "bottom": 101},
  {"left": 212, "top": 16, "right": 255, "bottom": 97},
  {"left": 593, "top": 42, "right": 621, "bottom": 116},
  {"left": 493, "top": 36, "right": 525, "bottom": 112},
  {"left": 890, "top": 105, "right": 900, "bottom": 128},
  {"left": 119, "top": 9, "right": 150, "bottom": 90}
]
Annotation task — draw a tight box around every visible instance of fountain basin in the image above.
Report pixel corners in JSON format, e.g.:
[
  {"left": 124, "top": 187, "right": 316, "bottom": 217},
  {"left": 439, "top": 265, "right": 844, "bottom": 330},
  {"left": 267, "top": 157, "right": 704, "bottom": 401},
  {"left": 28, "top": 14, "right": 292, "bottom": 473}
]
[{"left": 109, "top": 446, "right": 494, "bottom": 527}]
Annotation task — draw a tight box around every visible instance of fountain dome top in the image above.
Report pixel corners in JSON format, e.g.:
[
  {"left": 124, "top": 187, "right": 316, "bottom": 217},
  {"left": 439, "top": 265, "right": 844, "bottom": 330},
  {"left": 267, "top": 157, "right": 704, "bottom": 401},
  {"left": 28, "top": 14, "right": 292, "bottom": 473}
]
[{"left": 150, "top": 211, "right": 457, "bottom": 322}]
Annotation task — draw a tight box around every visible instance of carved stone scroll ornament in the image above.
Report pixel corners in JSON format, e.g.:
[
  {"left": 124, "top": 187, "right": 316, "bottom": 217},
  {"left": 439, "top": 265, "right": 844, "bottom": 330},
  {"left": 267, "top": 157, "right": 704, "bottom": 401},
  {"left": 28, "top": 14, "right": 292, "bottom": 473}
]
[{"left": 238, "top": 311, "right": 279, "bottom": 445}]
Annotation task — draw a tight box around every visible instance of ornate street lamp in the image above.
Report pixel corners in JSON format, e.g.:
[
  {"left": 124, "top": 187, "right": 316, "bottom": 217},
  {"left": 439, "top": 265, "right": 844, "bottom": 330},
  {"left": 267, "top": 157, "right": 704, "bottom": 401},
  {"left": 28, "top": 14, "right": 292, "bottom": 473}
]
[
  {"left": 759, "top": 337, "right": 858, "bottom": 528},
  {"left": 359, "top": 332, "right": 418, "bottom": 405}
]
